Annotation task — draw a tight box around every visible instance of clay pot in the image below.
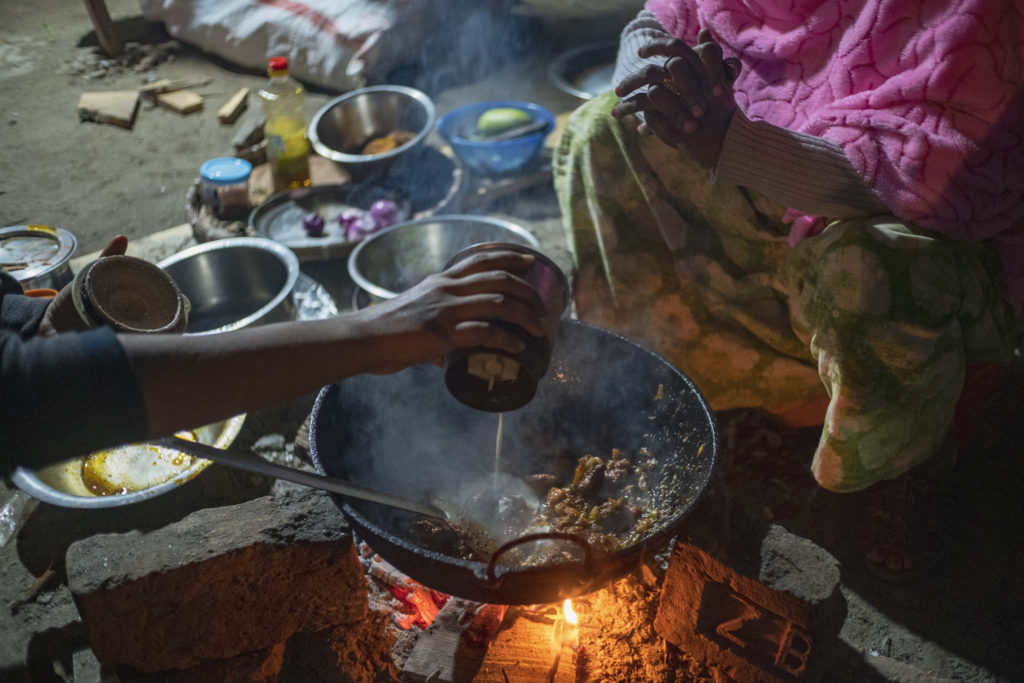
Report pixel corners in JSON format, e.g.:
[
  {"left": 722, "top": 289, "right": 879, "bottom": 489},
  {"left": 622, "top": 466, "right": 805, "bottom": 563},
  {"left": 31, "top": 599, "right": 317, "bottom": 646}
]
[{"left": 72, "top": 255, "right": 190, "bottom": 334}]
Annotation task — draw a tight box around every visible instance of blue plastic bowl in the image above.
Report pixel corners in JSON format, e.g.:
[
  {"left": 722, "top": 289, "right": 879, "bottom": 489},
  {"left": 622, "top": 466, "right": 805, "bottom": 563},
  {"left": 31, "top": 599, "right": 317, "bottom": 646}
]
[{"left": 437, "top": 101, "right": 555, "bottom": 176}]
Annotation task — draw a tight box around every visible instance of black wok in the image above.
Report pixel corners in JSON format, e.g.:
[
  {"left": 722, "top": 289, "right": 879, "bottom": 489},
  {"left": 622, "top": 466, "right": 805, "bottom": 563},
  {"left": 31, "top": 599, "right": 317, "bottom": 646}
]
[{"left": 309, "top": 319, "right": 717, "bottom": 604}]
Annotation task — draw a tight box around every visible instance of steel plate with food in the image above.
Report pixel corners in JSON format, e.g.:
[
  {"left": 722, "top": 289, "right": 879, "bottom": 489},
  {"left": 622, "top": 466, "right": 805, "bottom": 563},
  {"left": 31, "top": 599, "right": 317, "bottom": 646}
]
[
  {"left": 12, "top": 415, "right": 246, "bottom": 509},
  {"left": 309, "top": 319, "right": 718, "bottom": 604}
]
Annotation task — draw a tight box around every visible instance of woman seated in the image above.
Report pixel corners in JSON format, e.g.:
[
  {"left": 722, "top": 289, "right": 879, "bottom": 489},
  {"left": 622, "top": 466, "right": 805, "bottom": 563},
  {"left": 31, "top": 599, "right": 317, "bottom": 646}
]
[{"left": 553, "top": 0, "right": 1024, "bottom": 580}]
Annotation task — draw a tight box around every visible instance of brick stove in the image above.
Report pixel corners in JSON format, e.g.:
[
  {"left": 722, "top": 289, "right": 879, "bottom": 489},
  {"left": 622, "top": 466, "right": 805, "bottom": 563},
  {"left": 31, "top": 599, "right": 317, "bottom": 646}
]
[{"left": 65, "top": 487, "right": 843, "bottom": 682}]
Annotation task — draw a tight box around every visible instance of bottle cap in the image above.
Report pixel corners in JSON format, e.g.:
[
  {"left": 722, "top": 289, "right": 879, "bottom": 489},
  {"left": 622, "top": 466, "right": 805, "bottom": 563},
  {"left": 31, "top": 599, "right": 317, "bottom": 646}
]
[
  {"left": 199, "top": 157, "right": 252, "bottom": 185},
  {"left": 267, "top": 56, "right": 289, "bottom": 76}
]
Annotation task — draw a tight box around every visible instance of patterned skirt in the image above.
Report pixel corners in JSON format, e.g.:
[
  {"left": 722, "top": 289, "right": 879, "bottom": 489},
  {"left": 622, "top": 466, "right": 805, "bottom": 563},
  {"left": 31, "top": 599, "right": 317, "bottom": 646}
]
[{"left": 553, "top": 91, "right": 1021, "bottom": 492}]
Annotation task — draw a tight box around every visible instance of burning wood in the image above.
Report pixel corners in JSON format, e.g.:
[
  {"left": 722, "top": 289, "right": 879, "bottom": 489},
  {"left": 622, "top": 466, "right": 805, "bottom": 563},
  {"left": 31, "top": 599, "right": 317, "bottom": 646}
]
[
  {"left": 546, "top": 599, "right": 581, "bottom": 682},
  {"left": 361, "top": 543, "right": 448, "bottom": 629}
]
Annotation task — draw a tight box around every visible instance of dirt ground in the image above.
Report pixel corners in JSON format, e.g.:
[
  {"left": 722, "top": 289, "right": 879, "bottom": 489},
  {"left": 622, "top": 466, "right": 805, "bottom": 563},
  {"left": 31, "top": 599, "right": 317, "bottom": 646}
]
[{"left": 2, "top": 2, "right": 1024, "bottom": 682}]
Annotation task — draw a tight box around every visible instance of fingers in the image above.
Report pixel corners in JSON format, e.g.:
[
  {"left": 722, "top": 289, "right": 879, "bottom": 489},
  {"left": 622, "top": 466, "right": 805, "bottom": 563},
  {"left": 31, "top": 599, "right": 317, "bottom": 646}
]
[
  {"left": 447, "top": 291, "right": 546, "bottom": 340},
  {"left": 723, "top": 57, "right": 742, "bottom": 82},
  {"left": 696, "top": 30, "right": 728, "bottom": 97},
  {"left": 443, "top": 271, "right": 546, "bottom": 330},
  {"left": 664, "top": 55, "right": 709, "bottom": 117},
  {"left": 614, "top": 62, "right": 666, "bottom": 98},
  {"left": 443, "top": 250, "right": 536, "bottom": 279},
  {"left": 646, "top": 84, "right": 697, "bottom": 134},
  {"left": 636, "top": 37, "right": 705, "bottom": 72},
  {"left": 611, "top": 93, "right": 644, "bottom": 119},
  {"left": 642, "top": 109, "right": 688, "bottom": 148},
  {"left": 100, "top": 235, "right": 128, "bottom": 257}
]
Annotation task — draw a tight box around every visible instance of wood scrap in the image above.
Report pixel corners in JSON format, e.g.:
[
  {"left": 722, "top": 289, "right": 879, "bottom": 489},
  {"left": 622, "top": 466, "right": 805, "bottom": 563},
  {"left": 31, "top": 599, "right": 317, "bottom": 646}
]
[
  {"left": 232, "top": 108, "right": 267, "bottom": 150},
  {"left": 139, "top": 77, "right": 211, "bottom": 99},
  {"left": 8, "top": 562, "right": 57, "bottom": 613},
  {"left": 77, "top": 90, "right": 140, "bottom": 129},
  {"left": 217, "top": 87, "right": 249, "bottom": 124},
  {"left": 155, "top": 89, "right": 204, "bottom": 115}
]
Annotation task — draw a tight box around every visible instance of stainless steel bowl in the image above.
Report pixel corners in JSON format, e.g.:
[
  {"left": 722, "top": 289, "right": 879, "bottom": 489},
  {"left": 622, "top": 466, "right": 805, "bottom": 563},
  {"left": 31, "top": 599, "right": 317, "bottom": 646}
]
[
  {"left": 0, "top": 224, "right": 77, "bottom": 290},
  {"left": 347, "top": 215, "right": 539, "bottom": 302},
  {"left": 158, "top": 237, "right": 299, "bottom": 335},
  {"left": 308, "top": 85, "right": 436, "bottom": 180},
  {"left": 548, "top": 41, "right": 618, "bottom": 101}
]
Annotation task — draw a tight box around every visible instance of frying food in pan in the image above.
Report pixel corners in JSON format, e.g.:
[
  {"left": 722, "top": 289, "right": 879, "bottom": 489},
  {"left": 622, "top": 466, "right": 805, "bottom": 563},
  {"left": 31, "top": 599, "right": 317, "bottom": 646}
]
[{"left": 410, "top": 445, "right": 664, "bottom": 567}]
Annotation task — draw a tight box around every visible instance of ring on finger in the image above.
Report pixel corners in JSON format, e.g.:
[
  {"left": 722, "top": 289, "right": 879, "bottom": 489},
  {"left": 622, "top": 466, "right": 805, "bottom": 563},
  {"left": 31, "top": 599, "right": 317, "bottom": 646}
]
[
  {"left": 661, "top": 76, "right": 682, "bottom": 96},
  {"left": 662, "top": 59, "right": 682, "bottom": 96}
]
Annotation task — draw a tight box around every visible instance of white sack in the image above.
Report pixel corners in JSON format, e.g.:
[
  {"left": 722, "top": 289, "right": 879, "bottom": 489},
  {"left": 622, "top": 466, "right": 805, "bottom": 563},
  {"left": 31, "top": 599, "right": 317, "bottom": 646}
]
[{"left": 139, "top": 0, "right": 444, "bottom": 92}]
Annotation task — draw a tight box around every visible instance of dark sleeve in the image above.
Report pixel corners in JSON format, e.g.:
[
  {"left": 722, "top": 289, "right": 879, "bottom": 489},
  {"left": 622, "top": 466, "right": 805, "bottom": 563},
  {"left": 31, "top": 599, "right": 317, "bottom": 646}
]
[
  {"left": 1, "top": 276, "right": 149, "bottom": 475},
  {"left": 0, "top": 271, "right": 50, "bottom": 336}
]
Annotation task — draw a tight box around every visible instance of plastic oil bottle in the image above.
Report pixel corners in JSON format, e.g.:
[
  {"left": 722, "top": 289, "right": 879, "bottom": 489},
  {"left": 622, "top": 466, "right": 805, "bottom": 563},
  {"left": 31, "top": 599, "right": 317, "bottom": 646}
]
[{"left": 258, "top": 56, "right": 311, "bottom": 192}]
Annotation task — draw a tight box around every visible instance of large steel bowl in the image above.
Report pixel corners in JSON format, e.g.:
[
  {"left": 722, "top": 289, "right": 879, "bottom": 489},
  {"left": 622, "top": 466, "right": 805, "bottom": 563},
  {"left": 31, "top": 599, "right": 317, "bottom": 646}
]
[
  {"left": 158, "top": 237, "right": 299, "bottom": 335},
  {"left": 347, "top": 215, "right": 539, "bottom": 303},
  {"left": 308, "top": 85, "right": 436, "bottom": 181}
]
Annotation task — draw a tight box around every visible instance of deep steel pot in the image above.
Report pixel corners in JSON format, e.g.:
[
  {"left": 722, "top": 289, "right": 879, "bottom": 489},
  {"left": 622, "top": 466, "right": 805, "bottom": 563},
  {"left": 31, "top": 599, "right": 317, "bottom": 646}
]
[{"left": 309, "top": 319, "right": 718, "bottom": 604}]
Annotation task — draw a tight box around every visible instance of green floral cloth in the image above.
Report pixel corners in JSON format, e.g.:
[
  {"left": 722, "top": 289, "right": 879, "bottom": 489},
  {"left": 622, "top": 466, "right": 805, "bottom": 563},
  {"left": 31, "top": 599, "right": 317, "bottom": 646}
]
[{"left": 553, "top": 91, "right": 1021, "bottom": 492}]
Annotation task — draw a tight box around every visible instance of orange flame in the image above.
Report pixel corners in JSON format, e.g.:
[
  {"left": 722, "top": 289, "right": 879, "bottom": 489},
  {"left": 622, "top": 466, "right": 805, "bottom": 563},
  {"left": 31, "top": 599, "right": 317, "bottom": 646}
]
[{"left": 563, "top": 598, "right": 578, "bottom": 626}]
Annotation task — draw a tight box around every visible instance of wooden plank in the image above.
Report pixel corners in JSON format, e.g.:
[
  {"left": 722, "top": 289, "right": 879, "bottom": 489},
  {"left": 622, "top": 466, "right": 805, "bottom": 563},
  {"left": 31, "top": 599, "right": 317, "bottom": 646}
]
[
  {"left": 156, "top": 90, "right": 204, "bottom": 115},
  {"left": 139, "top": 78, "right": 211, "bottom": 98},
  {"left": 473, "top": 610, "right": 578, "bottom": 683},
  {"left": 77, "top": 90, "right": 139, "bottom": 129},
  {"left": 82, "top": 0, "right": 123, "bottom": 58},
  {"left": 402, "top": 599, "right": 507, "bottom": 682},
  {"left": 217, "top": 87, "right": 250, "bottom": 124}
]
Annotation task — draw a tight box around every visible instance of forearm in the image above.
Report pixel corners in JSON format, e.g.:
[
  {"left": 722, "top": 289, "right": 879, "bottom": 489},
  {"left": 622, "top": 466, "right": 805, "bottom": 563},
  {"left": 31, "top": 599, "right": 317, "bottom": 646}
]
[
  {"left": 120, "top": 313, "right": 383, "bottom": 438},
  {"left": 714, "top": 111, "right": 889, "bottom": 218}
]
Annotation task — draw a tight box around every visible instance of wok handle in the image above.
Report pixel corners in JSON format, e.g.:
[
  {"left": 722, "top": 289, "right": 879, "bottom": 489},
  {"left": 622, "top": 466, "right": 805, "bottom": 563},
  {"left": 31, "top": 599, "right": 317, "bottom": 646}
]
[
  {"left": 486, "top": 531, "right": 594, "bottom": 583},
  {"left": 159, "top": 436, "right": 446, "bottom": 519}
]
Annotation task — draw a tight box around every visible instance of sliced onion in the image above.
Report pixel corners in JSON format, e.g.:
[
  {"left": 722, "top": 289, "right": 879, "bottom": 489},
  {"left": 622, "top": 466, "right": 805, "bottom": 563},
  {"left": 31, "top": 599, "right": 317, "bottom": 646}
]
[{"left": 369, "top": 199, "right": 400, "bottom": 229}]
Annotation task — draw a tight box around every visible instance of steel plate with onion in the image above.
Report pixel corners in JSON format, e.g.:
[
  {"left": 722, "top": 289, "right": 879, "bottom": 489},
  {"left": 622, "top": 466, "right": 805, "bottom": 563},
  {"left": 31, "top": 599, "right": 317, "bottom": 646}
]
[
  {"left": 249, "top": 148, "right": 463, "bottom": 263},
  {"left": 309, "top": 319, "right": 718, "bottom": 604}
]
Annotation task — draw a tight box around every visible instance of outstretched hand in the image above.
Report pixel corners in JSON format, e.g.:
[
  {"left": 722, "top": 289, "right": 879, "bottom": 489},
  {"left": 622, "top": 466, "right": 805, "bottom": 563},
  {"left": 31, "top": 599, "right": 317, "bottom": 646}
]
[
  {"left": 353, "top": 249, "right": 547, "bottom": 375},
  {"left": 37, "top": 235, "right": 128, "bottom": 337},
  {"left": 612, "top": 28, "right": 740, "bottom": 169}
]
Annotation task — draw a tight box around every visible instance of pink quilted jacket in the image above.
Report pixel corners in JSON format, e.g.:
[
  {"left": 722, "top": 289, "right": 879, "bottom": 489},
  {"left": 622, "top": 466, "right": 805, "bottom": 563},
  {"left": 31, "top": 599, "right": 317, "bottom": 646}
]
[{"left": 647, "top": 0, "right": 1024, "bottom": 309}]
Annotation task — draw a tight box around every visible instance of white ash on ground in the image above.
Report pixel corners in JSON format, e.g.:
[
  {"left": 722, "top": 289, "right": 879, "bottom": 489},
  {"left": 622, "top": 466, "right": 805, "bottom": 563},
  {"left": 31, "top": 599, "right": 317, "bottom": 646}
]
[{"left": 60, "top": 41, "right": 179, "bottom": 80}]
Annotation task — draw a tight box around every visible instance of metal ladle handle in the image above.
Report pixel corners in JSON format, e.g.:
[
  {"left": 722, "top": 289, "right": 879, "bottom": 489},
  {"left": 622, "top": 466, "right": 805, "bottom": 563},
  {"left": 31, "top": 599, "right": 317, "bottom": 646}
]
[{"left": 160, "top": 436, "right": 446, "bottom": 519}]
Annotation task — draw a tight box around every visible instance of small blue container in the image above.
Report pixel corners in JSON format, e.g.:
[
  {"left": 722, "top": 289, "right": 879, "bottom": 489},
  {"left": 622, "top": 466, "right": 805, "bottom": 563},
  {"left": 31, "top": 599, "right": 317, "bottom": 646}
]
[
  {"left": 199, "top": 157, "right": 253, "bottom": 221},
  {"left": 437, "top": 101, "right": 555, "bottom": 176}
]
